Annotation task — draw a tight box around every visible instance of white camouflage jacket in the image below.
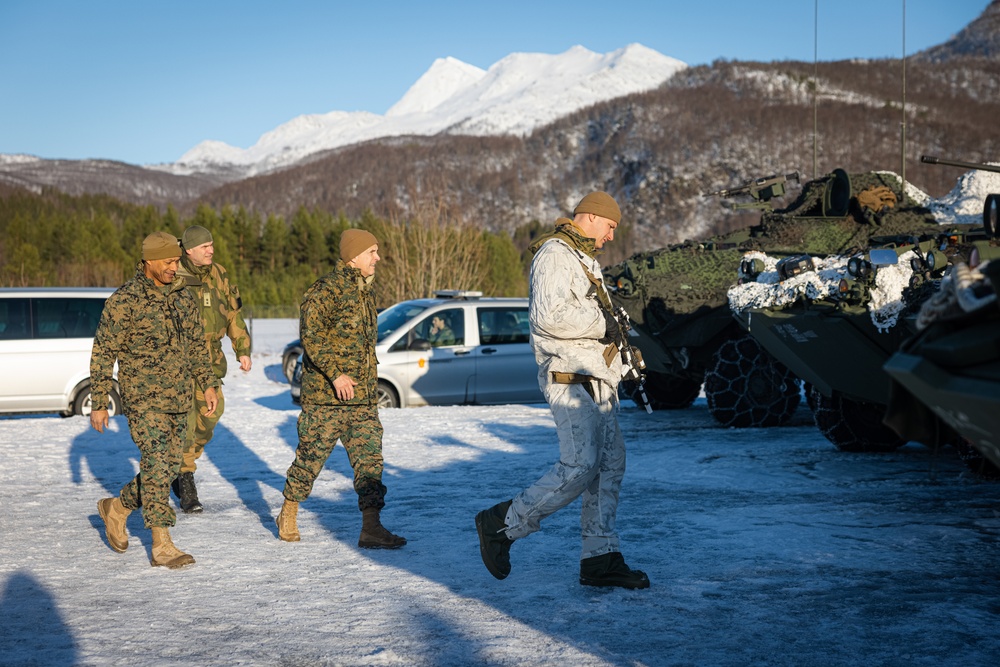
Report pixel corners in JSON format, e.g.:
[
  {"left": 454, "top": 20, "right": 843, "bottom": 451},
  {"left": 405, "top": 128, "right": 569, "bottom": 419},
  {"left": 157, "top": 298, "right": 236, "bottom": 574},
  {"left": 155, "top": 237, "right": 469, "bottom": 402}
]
[{"left": 528, "top": 221, "right": 624, "bottom": 392}]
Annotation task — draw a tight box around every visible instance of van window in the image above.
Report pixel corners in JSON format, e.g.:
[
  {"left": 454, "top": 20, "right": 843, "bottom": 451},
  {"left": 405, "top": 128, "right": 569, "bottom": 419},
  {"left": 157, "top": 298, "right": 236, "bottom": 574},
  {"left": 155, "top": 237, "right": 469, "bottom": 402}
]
[
  {"left": 34, "top": 298, "right": 107, "bottom": 339},
  {"left": 0, "top": 297, "right": 106, "bottom": 340},
  {"left": 0, "top": 298, "right": 30, "bottom": 340},
  {"left": 478, "top": 307, "right": 529, "bottom": 345}
]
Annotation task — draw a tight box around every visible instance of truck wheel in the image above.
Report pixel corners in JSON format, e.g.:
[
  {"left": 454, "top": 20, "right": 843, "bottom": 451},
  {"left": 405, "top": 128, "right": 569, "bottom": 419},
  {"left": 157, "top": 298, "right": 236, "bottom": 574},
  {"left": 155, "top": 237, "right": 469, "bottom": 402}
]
[
  {"left": 641, "top": 371, "right": 702, "bottom": 410},
  {"left": 704, "top": 335, "right": 801, "bottom": 428},
  {"left": 954, "top": 438, "right": 1000, "bottom": 480},
  {"left": 811, "top": 388, "right": 904, "bottom": 452}
]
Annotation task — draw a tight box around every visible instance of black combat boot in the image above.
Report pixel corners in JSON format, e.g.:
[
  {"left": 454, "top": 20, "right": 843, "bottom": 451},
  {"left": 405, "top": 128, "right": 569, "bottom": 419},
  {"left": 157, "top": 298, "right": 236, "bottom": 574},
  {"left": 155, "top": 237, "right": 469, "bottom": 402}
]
[
  {"left": 579, "top": 552, "right": 650, "bottom": 589},
  {"left": 475, "top": 500, "right": 514, "bottom": 580},
  {"left": 358, "top": 507, "right": 406, "bottom": 549},
  {"left": 172, "top": 472, "right": 203, "bottom": 514}
]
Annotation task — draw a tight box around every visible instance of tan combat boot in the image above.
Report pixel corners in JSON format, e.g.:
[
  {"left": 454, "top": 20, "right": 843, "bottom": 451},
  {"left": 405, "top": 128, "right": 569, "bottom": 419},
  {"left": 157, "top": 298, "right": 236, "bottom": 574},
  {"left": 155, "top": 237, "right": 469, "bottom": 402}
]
[
  {"left": 97, "top": 497, "right": 132, "bottom": 553},
  {"left": 150, "top": 527, "right": 195, "bottom": 568},
  {"left": 276, "top": 499, "right": 300, "bottom": 542}
]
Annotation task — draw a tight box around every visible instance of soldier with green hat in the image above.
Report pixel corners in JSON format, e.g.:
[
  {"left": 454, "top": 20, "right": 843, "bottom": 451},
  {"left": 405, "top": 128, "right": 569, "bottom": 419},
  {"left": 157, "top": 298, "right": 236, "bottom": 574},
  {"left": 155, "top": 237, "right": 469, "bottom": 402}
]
[
  {"left": 172, "top": 225, "right": 253, "bottom": 513},
  {"left": 92, "top": 231, "right": 220, "bottom": 568}
]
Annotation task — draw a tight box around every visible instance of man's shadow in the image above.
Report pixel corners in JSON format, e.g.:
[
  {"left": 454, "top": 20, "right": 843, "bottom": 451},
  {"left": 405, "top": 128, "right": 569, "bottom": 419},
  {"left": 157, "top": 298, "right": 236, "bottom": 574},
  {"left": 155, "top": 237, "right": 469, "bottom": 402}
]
[
  {"left": 0, "top": 571, "right": 79, "bottom": 665},
  {"left": 68, "top": 416, "right": 149, "bottom": 542}
]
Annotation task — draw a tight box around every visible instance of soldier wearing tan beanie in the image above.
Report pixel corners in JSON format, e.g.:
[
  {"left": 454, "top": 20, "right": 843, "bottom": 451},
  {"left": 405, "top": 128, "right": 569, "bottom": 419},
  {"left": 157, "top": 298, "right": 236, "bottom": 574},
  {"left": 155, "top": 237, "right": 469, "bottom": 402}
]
[
  {"left": 340, "top": 229, "right": 379, "bottom": 263},
  {"left": 476, "top": 189, "right": 650, "bottom": 590},
  {"left": 277, "top": 228, "right": 405, "bottom": 549}
]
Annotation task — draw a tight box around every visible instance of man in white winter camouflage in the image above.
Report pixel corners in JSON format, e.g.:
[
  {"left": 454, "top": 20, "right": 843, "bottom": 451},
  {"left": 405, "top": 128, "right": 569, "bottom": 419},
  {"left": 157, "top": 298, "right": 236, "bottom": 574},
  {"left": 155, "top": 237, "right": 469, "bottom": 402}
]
[{"left": 476, "top": 191, "right": 650, "bottom": 589}]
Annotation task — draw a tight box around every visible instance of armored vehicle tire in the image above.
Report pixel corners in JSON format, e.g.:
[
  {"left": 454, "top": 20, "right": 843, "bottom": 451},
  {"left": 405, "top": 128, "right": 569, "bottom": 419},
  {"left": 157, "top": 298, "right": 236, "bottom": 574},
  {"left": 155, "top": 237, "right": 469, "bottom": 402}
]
[
  {"left": 954, "top": 438, "right": 1000, "bottom": 480},
  {"left": 704, "top": 334, "right": 802, "bottom": 428},
  {"left": 810, "top": 389, "right": 905, "bottom": 452},
  {"left": 641, "top": 371, "right": 702, "bottom": 410}
]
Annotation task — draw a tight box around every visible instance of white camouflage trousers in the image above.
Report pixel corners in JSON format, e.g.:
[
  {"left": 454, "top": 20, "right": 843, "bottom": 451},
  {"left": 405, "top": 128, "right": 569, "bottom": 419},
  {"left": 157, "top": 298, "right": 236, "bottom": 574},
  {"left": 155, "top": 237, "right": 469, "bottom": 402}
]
[{"left": 504, "top": 380, "right": 625, "bottom": 559}]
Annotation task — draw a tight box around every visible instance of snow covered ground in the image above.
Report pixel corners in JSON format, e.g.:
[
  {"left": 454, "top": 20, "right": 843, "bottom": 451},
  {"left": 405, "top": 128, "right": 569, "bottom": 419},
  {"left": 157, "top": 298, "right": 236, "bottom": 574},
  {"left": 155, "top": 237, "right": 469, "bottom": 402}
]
[{"left": 2, "top": 318, "right": 999, "bottom": 666}]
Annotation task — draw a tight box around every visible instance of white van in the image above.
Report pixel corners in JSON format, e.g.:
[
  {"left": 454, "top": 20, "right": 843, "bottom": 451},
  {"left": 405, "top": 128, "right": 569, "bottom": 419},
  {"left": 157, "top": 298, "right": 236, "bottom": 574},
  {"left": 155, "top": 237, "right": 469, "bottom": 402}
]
[{"left": 0, "top": 287, "right": 120, "bottom": 417}]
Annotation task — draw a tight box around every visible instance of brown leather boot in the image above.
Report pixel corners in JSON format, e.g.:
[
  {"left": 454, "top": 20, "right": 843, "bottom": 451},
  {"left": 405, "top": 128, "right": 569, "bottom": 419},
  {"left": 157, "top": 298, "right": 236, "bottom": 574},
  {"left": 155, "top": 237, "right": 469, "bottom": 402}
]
[
  {"left": 150, "top": 527, "right": 195, "bottom": 568},
  {"left": 97, "top": 497, "right": 131, "bottom": 553},
  {"left": 358, "top": 507, "right": 406, "bottom": 549},
  {"left": 276, "top": 499, "right": 300, "bottom": 542}
]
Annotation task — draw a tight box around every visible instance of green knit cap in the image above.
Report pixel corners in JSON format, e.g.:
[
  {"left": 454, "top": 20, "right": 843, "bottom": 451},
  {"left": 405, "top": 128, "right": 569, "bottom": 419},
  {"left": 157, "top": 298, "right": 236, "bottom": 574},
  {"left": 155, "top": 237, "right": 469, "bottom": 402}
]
[{"left": 182, "top": 225, "right": 213, "bottom": 249}]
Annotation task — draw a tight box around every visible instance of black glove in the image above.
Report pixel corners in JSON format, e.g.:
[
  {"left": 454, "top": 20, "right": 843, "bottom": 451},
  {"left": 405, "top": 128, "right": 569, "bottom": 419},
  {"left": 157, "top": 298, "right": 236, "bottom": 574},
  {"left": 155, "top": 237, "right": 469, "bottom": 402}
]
[{"left": 601, "top": 308, "right": 623, "bottom": 345}]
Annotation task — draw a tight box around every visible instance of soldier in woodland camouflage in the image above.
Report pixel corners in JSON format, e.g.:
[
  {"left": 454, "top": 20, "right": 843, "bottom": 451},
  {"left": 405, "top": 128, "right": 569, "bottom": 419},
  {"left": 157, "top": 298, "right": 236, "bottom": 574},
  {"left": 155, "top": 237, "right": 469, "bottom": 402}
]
[
  {"left": 172, "top": 225, "right": 252, "bottom": 513},
  {"left": 276, "top": 229, "right": 406, "bottom": 549},
  {"left": 476, "top": 192, "right": 650, "bottom": 589},
  {"left": 92, "top": 231, "right": 220, "bottom": 569}
]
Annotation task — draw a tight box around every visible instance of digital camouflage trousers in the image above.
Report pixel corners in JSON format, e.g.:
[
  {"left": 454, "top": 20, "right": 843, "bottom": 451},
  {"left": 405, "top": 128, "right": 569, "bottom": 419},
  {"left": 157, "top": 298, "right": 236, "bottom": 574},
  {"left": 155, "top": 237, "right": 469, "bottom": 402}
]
[
  {"left": 283, "top": 403, "right": 387, "bottom": 510},
  {"left": 119, "top": 411, "right": 187, "bottom": 528},
  {"left": 181, "top": 384, "right": 225, "bottom": 473}
]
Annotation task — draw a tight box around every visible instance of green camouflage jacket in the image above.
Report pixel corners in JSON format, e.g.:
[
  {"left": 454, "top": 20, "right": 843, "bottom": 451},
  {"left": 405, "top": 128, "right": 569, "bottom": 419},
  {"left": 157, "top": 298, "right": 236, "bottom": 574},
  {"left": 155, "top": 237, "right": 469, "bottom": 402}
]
[
  {"left": 299, "top": 261, "right": 378, "bottom": 406},
  {"left": 176, "top": 256, "right": 252, "bottom": 378},
  {"left": 90, "top": 263, "right": 220, "bottom": 415}
]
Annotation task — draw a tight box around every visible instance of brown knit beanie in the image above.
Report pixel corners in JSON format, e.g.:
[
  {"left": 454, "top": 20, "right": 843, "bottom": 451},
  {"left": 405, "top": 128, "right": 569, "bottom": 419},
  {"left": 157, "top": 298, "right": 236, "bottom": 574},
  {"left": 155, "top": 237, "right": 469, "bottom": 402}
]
[
  {"left": 573, "top": 191, "right": 622, "bottom": 224},
  {"left": 142, "top": 232, "right": 182, "bottom": 260},
  {"left": 181, "top": 225, "right": 213, "bottom": 249},
  {"left": 340, "top": 229, "right": 379, "bottom": 262}
]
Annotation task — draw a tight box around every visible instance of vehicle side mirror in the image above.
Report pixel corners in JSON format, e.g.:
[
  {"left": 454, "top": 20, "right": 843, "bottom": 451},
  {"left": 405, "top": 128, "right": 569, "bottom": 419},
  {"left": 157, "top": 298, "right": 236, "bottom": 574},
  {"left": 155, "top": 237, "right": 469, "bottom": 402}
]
[{"left": 869, "top": 249, "right": 899, "bottom": 267}]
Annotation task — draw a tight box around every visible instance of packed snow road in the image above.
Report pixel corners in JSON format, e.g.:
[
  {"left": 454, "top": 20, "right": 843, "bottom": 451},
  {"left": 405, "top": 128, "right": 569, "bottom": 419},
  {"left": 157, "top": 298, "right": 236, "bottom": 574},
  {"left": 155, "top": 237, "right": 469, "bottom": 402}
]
[{"left": 1, "top": 320, "right": 998, "bottom": 666}]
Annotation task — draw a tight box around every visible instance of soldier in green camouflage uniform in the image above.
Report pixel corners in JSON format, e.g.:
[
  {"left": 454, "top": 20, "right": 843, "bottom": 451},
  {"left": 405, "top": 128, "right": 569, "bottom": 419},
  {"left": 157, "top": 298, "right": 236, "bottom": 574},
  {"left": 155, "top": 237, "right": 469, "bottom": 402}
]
[
  {"left": 172, "top": 225, "right": 252, "bottom": 513},
  {"left": 91, "top": 231, "right": 220, "bottom": 569},
  {"left": 276, "top": 229, "right": 406, "bottom": 549}
]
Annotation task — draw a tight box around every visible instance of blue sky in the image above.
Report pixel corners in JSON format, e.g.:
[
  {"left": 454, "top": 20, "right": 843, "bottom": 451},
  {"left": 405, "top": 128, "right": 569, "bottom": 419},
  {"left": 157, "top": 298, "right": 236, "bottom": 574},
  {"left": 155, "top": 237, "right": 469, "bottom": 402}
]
[{"left": 0, "top": 0, "right": 990, "bottom": 165}]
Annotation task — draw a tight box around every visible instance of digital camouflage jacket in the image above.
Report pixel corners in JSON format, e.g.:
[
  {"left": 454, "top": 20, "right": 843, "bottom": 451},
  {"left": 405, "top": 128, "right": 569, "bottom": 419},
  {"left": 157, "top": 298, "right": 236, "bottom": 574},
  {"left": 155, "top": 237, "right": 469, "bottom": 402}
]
[
  {"left": 90, "top": 263, "right": 220, "bottom": 415},
  {"left": 299, "top": 261, "right": 379, "bottom": 406},
  {"left": 176, "top": 256, "right": 252, "bottom": 379}
]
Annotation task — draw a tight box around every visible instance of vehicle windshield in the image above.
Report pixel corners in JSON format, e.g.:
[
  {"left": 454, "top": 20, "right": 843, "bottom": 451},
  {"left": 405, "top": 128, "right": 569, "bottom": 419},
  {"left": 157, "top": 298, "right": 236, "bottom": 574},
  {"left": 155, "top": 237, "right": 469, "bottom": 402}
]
[{"left": 377, "top": 301, "right": 431, "bottom": 343}]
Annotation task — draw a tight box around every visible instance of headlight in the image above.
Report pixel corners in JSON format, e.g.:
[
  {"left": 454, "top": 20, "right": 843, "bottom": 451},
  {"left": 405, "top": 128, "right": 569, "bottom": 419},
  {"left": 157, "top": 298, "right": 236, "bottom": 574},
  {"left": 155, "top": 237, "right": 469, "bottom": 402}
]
[
  {"left": 740, "top": 257, "right": 765, "bottom": 281},
  {"left": 925, "top": 249, "right": 947, "bottom": 271},
  {"left": 776, "top": 254, "right": 814, "bottom": 281},
  {"left": 847, "top": 256, "right": 872, "bottom": 280},
  {"left": 984, "top": 194, "right": 1000, "bottom": 239}
]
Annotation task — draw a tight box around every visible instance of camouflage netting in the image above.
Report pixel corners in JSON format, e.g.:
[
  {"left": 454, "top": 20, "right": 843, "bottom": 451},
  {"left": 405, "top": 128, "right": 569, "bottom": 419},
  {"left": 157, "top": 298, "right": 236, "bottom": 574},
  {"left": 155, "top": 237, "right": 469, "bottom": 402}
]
[
  {"left": 727, "top": 250, "right": 921, "bottom": 332},
  {"left": 914, "top": 259, "right": 997, "bottom": 329},
  {"left": 606, "top": 170, "right": 945, "bottom": 328}
]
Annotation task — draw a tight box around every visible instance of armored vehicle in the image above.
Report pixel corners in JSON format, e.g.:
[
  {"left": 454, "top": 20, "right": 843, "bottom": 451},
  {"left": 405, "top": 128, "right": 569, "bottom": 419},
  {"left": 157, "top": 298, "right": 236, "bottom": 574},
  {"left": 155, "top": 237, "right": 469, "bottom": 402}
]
[
  {"left": 882, "top": 156, "right": 1000, "bottom": 477},
  {"left": 605, "top": 167, "right": 948, "bottom": 428},
  {"left": 729, "top": 156, "right": 1000, "bottom": 454}
]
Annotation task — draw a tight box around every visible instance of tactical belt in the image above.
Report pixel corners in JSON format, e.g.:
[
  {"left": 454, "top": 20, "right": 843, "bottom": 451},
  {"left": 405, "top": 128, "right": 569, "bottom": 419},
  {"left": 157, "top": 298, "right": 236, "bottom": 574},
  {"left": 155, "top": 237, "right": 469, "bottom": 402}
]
[
  {"left": 551, "top": 372, "right": 597, "bottom": 401},
  {"left": 552, "top": 372, "right": 597, "bottom": 384}
]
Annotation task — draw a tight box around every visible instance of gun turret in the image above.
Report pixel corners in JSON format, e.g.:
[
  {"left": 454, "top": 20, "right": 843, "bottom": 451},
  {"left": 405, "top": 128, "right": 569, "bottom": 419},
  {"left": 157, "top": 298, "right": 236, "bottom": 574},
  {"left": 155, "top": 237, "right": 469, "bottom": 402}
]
[
  {"left": 920, "top": 155, "right": 1000, "bottom": 175},
  {"left": 703, "top": 171, "right": 800, "bottom": 211},
  {"left": 922, "top": 155, "right": 1000, "bottom": 240}
]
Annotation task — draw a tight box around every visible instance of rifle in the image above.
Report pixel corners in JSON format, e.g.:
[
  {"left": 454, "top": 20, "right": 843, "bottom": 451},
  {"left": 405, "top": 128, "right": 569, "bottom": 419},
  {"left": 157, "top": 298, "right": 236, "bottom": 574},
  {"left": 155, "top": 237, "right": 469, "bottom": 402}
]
[
  {"left": 607, "top": 305, "right": 653, "bottom": 414},
  {"left": 578, "top": 256, "right": 653, "bottom": 414},
  {"left": 703, "top": 171, "right": 800, "bottom": 211}
]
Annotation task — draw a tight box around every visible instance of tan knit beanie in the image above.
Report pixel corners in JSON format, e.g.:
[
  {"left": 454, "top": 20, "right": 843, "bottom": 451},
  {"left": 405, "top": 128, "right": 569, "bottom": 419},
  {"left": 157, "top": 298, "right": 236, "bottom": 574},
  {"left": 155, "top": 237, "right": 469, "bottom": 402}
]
[
  {"left": 340, "top": 229, "right": 379, "bottom": 262},
  {"left": 573, "top": 191, "right": 622, "bottom": 224},
  {"left": 142, "top": 232, "right": 182, "bottom": 260}
]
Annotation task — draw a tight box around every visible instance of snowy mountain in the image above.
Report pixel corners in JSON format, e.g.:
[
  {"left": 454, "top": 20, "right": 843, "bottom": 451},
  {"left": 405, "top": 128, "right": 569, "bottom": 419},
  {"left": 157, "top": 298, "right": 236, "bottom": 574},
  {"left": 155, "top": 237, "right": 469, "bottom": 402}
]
[{"left": 165, "top": 43, "right": 687, "bottom": 177}]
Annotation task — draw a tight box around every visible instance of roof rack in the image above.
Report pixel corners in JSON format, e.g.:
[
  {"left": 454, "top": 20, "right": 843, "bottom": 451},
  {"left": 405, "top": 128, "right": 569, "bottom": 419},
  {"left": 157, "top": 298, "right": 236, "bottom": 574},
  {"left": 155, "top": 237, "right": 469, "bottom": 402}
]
[{"left": 433, "top": 290, "right": 483, "bottom": 300}]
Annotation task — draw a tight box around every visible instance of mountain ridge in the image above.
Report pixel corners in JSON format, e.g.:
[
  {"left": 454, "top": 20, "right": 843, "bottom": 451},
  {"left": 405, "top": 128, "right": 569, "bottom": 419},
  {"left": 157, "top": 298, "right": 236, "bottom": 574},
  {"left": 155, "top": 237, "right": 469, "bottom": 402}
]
[{"left": 169, "top": 42, "right": 686, "bottom": 176}]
